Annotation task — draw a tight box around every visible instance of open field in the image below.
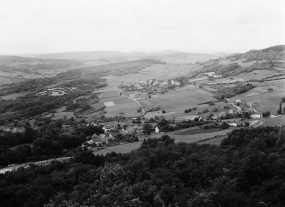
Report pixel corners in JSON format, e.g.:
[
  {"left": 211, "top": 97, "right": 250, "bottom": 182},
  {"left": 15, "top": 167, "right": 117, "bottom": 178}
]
[
  {"left": 93, "top": 142, "right": 142, "bottom": 155},
  {"left": 199, "top": 136, "right": 227, "bottom": 145},
  {"left": 93, "top": 128, "right": 232, "bottom": 155},
  {"left": 176, "top": 128, "right": 224, "bottom": 135},
  {"left": 165, "top": 128, "right": 233, "bottom": 143},
  {"left": 1, "top": 92, "right": 28, "bottom": 100},
  {"left": 236, "top": 70, "right": 280, "bottom": 81},
  {"left": 104, "top": 101, "right": 115, "bottom": 107},
  {"left": 262, "top": 116, "right": 285, "bottom": 127},
  {"left": 232, "top": 79, "right": 285, "bottom": 114},
  {"left": 144, "top": 101, "right": 235, "bottom": 119},
  {"left": 149, "top": 86, "right": 215, "bottom": 110},
  {"left": 103, "top": 97, "right": 139, "bottom": 117}
]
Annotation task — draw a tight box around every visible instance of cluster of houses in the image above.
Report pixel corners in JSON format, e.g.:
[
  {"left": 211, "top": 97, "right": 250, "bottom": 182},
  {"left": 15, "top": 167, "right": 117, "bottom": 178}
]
[
  {"left": 82, "top": 121, "right": 144, "bottom": 149},
  {"left": 36, "top": 87, "right": 77, "bottom": 96},
  {"left": 119, "top": 79, "right": 182, "bottom": 93}
]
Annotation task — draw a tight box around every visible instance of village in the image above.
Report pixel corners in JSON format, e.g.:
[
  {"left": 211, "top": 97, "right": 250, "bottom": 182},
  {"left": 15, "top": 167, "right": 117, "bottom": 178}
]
[
  {"left": 79, "top": 95, "right": 269, "bottom": 152},
  {"left": 119, "top": 78, "right": 183, "bottom": 94},
  {"left": 36, "top": 87, "right": 77, "bottom": 96}
]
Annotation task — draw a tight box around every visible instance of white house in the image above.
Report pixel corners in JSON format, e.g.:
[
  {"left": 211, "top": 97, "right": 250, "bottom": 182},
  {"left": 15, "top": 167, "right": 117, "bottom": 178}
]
[
  {"left": 229, "top": 123, "right": 238, "bottom": 127},
  {"left": 236, "top": 99, "right": 241, "bottom": 104},
  {"left": 155, "top": 127, "right": 160, "bottom": 133}
]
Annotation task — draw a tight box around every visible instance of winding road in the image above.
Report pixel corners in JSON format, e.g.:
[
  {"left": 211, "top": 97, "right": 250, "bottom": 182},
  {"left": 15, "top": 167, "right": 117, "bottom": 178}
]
[{"left": 119, "top": 91, "right": 145, "bottom": 117}]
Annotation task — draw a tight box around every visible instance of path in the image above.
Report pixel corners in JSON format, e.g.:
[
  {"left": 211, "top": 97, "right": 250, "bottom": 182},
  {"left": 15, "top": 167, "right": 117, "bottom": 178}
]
[{"left": 119, "top": 91, "right": 145, "bottom": 117}]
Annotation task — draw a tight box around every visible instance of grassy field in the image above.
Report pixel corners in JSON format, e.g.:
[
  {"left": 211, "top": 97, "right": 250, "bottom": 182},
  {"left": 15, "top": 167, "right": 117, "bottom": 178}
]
[
  {"left": 236, "top": 70, "right": 280, "bottom": 81},
  {"left": 93, "top": 128, "right": 232, "bottom": 155},
  {"left": 1, "top": 92, "right": 28, "bottom": 100},
  {"left": 175, "top": 128, "right": 224, "bottom": 135},
  {"left": 149, "top": 86, "right": 214, "bottom": 110},
  {"left": 199, "top": 136, "right": 227, "bottom": 145},
  {"left": 262, "top": 116, "right": 285, "bottom": 126},
  {"left": 144, "top": 101, "right": 235, "bottom": 119},
  {"left": 103, "top": 97, "right": 139, "bottom": 117},
  {"left": 232, "top": 79, "right": 285, "bottom": 115},
  {"left": 93, "top": 141, "right": 142, "bottom": 155}
]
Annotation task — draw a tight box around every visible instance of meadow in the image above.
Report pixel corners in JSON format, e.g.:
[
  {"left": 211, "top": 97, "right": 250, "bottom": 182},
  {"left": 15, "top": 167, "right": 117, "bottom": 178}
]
[{"left": 232, "top": 79, "right": 285, "bottom": 114}]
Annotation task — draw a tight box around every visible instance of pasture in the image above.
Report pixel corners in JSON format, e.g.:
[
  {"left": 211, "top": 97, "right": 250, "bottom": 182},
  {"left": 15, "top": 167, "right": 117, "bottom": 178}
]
[
  {"left": 103, "top": 97, "right": 139, "bottom": 117},
  {"left": 232, "top": 79, "right": 285, "bottom": 115},
  {"left": 262, "top": 116, "right": 285, "bottom": 127},
  {"left": 175, "top": 128, "right": 224, "bottom": 135},
  {"left": 149, "top": 86, "right": 214, "bottom": 110},
  {"left": 236, "top": 70, "right": 280, "bottom": 81}
]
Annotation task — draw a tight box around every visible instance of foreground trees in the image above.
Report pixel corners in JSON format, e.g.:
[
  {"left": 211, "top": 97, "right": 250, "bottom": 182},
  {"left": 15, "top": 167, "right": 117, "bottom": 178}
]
[{"left": 1, "top": 127, "right": 285, "bottom": 207}]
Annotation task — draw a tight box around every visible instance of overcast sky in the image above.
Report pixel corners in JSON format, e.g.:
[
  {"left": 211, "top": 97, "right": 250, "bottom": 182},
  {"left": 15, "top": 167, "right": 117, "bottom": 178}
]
[{"left": 1, "top": 0, "right": 285, "bottom": 54}]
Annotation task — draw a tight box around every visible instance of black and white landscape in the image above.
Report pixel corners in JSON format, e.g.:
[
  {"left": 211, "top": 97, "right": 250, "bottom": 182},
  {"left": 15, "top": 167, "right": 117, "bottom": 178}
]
[{"left": 0, "top": 0, "right": 285, "bottom": 207}]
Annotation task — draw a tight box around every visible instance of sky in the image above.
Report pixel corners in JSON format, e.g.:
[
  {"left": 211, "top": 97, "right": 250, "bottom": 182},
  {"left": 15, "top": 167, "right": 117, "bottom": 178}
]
[{"left": 0, "top": 0, "right": 285, "bottom": 54}]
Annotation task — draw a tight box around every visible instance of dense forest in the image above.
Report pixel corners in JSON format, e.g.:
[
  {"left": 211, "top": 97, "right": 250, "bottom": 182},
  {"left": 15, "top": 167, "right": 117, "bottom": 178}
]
[{"left": 0, "top": 126, "right": 285, "bottom": 207}]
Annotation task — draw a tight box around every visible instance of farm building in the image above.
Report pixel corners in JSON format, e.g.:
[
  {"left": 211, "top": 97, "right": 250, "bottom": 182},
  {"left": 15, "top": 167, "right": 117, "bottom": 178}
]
[
  {"left": 155, "top": 127, "right": 160, "bottom": 133},
  {"left": 229, "top": 123, "right": 238, "bottom": 127},
  {"left": 236, "top": 99, "right": 241, "bottom": 104}
]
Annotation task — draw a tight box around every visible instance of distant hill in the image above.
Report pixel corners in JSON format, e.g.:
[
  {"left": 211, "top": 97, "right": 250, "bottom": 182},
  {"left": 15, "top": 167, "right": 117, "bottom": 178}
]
[
  {"left": 33, "top": 51, "right": 126, "bottom": 60},
  {"left": 30, "top": 50, "right": 228, "bottom": 64},
  {"left": 226, "top": 45, "right": 285, "bottom": 62},
  {"left": 190, "top": 45, "right": 285, "bottom": 78}
]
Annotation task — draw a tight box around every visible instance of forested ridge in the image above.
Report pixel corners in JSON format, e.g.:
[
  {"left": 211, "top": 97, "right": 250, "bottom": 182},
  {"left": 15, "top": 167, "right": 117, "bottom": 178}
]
[{"left": 1, "top": 127, "right": 285, "bottom": 207}]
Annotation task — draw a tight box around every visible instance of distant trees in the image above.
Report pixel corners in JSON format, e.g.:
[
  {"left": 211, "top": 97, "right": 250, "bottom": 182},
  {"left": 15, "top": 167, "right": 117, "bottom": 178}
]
[
  {"left": 184, "top": 107, "right": 197, "bottom": 113},
  {"left": 262, "top": 111, "right": 271, "bottom": 117},
  {"left": 143, "top": 123, "right": 153, "bottom": 135}
]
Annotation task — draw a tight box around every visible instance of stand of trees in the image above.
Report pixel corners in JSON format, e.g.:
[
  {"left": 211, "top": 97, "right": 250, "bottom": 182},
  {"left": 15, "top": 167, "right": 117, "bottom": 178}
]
[{"left": 0, "top": 127, "right": 285, "bottom": 206}]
